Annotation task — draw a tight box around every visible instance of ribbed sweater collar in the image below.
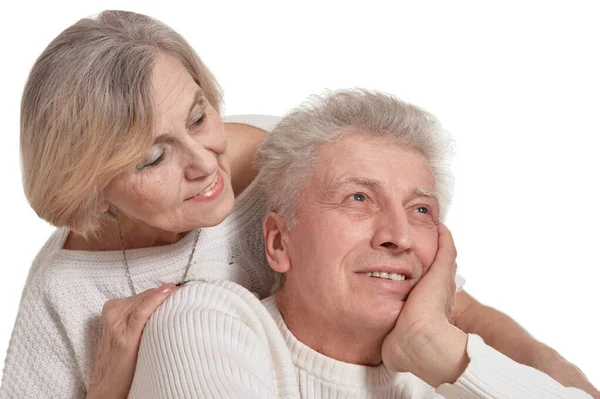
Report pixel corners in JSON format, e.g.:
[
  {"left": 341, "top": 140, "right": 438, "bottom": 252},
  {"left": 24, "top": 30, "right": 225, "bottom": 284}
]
[{"left": 262, "top": 295, "right": 397, "bottom": 389}]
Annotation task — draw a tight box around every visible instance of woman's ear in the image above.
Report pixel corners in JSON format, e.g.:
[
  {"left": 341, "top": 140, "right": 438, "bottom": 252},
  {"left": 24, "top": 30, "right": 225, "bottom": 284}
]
[
  {"left": 98, "top": 200, "right": 109, "bottom": 214},
  {"left": 262, "top": 212, "right": 292, "bottom": 273}
]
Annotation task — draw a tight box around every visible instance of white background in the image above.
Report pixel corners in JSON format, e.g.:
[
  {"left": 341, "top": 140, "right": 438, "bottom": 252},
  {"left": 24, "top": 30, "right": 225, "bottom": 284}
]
[{"left": 1, "top": 0, "right": 598, "bottom": 388}]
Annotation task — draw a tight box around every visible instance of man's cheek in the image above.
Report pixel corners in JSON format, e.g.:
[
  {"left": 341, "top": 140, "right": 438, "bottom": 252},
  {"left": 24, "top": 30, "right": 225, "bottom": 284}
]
[{"left": 416, "top": 233, "right": 439, "bottom": 270}]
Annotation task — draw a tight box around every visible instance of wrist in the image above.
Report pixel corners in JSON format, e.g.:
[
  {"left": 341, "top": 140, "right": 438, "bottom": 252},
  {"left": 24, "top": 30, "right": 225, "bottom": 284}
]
[
  {"left": 431, "top": 324, "right": 469, "bottom": 387},
  {"left": 402, "top": 321, "right": 469, "bottom": 387}
]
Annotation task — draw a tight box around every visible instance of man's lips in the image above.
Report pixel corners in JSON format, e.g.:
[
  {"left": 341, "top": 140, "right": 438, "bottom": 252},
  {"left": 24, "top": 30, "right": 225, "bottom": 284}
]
[
  {"left": 354, "top": 266, "right": 414, "bottom": 280},
  {"left": 354, "top": 271, "right": 415, "bottom": 297}
]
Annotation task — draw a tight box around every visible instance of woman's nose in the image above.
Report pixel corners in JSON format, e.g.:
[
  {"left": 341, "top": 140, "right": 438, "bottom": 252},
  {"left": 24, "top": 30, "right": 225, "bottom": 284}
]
[
  {"left": 184, "top": 143, "right": 219, "bottom": 181},
  {"left": 183, "top": 120, "right": 227, "bottom": 180}
]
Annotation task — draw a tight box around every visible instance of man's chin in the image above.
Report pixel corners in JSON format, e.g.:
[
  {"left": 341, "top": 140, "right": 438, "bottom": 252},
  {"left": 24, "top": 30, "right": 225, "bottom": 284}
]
[{"left": 357, "top": 301, "right": 405, "bottom": 332}]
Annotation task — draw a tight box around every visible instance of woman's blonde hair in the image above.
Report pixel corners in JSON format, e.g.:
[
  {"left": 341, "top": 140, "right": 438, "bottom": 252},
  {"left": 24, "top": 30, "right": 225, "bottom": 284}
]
[{"left": 20, "top": 10, "right": 222, "bottom": 237}]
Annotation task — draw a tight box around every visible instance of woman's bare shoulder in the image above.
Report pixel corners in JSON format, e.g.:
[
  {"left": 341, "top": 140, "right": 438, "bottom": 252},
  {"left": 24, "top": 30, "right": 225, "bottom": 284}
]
[{"left": 225, "top": 123, "right": 266, "bottom": 196}]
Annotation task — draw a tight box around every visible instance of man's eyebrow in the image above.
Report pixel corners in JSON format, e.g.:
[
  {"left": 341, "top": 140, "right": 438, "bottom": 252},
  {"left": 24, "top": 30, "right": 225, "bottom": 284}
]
[
  {"left": 411, "top": 187, "right": 438, "bottom": 200},
  {"left": 323, "top": 176, "right": 384, "bottom": 195}
]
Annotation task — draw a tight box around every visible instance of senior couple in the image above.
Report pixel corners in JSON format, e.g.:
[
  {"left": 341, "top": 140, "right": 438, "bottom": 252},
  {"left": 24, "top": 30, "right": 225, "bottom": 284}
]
[{"left": 1, "top": 10, "right": 597, "bottom": 399}]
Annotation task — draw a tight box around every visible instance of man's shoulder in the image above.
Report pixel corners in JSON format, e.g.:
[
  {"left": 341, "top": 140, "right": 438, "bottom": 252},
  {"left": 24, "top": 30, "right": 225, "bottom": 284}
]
[
  {"left": 175, "top": 279, "right": 262, "bottom": 309},
  {"left": 154, "top": 280, "right": 279, "bottom": 338},
  {"left": 133, "top": 281, "right": 300, "bottom": 399}
]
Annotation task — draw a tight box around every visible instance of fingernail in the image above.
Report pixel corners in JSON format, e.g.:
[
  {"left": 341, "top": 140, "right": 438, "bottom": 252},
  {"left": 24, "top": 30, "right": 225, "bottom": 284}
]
[{"left": 160, "top": 283, "right": 176, "bottom": 293}]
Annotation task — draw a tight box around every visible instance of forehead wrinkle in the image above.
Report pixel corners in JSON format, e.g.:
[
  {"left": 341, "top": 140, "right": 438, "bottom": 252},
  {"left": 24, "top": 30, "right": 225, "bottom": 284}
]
[
  {"left": 154, "top": 88, "right": 204, "bottom": 143},
  {"left": 156, "top": 73, "right": 188, "bottom": 115}
]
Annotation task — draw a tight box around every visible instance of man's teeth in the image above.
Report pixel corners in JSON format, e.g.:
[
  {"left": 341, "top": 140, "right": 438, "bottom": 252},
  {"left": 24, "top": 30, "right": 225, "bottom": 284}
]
[{"left": 366, "top": 271, "right": 406, "bottom": 281}]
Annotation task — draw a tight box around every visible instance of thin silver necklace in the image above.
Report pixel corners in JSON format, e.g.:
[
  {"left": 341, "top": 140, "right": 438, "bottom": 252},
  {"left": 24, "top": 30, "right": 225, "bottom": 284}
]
[{"left": 116, "top": 218, "right": 200, "bottom": 296}]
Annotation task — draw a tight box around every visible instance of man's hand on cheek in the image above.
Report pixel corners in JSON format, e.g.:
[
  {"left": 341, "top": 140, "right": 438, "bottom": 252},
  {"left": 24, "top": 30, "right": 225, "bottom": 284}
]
[{"left": 381, "top": 224, "right": 469, "bottom": 388}]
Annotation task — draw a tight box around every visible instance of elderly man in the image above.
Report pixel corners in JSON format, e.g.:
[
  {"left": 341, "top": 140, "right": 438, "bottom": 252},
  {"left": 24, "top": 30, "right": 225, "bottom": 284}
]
[{"left": 129, "top": 90, "right": 593, "bottom": 398}]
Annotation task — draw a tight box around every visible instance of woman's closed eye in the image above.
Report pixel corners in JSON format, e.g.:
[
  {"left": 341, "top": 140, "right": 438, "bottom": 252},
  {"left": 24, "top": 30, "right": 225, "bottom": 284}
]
[
  {"left": 136, "top": 147, "right": 165, "bottom": 170},
  {"left": 189, "top": 113, "right": 206, "bottom": 130}
]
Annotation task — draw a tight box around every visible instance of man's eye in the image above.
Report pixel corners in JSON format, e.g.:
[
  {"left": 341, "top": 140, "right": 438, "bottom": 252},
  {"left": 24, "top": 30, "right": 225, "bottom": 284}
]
[
  {"left": 416, "top": 206, "right": 429, "bottom": 214},
  {"left": 350, "top": 193, "right": 366, "bottom": 202}
]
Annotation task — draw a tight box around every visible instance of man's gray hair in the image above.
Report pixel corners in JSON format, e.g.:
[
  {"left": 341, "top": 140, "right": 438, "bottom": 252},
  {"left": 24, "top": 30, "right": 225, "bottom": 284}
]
[{"left": 256, "top": 89, "right": 455, "bottom": 227}]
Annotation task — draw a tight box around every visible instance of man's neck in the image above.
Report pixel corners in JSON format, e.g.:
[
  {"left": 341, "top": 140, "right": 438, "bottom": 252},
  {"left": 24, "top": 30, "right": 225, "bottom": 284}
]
[{"left": 275, "top": 291, "right": 390, "bottom": 366}]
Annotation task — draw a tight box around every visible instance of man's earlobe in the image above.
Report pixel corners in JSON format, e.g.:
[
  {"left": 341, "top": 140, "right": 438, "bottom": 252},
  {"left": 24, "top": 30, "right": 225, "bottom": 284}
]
[{"left": 262, "top": 212, "right": 292, "bottom": 273}]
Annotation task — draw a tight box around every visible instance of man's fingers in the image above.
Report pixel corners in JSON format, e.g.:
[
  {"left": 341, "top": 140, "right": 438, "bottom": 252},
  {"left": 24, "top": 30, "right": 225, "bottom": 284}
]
[
  {"left": 427, "top": 224, "right": 457, "bottom": 280},
  {"left": 128, "top": 283, "right": 180, "bottom": 332},
  {"left": 436, "top": 224, "right": 457, "bottom": 265},
  {"left": 414, "top": 224, "right": 457, "bottom": 312}
]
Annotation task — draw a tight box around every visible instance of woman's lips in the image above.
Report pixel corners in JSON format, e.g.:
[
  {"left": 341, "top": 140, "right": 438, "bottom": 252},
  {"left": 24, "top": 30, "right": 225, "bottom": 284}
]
[{"left": 186, "top": 170, "right": 224, "bottom": 203}]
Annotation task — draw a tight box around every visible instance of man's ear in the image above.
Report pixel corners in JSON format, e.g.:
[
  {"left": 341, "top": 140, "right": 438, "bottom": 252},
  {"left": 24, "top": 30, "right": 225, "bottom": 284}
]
[{"left": 262, "top": 212, "right": 292, "bottom": 273}]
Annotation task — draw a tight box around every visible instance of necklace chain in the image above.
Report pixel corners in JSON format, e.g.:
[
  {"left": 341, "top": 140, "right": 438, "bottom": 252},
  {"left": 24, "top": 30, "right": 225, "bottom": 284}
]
[{"left": 116, "top": 217, "right": 200, "bottom": 296}]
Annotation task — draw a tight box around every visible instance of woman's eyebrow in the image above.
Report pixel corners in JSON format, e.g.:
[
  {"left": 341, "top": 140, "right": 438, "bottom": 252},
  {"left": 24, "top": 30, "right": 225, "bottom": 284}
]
[
  {"left": 154, "top": 90, "right": 206, "bottom": 143},
  {"left": 187, "top": 89, "right": 205, "bottom": 118}
]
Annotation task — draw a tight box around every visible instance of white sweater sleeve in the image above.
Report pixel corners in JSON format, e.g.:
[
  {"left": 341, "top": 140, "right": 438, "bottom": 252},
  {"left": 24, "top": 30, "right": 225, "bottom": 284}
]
[
  {"left": 436, "top": 334, "right": 592, "bottom": 399},
  {"left": 128, "top": 280, "right": 299, "bottom": 399},
  {"left": 0, "top": 266, "right": 86, "bottom": 398}
]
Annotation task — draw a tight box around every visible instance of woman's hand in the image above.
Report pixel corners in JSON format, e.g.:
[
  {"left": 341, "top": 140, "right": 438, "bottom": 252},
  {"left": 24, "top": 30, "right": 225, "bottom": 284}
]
[
  {"left": 87, "top": 283, "right": 180, "bottom": 399},
  {"left": 381, "top": 224, "right": 469, "bottom": 388}
]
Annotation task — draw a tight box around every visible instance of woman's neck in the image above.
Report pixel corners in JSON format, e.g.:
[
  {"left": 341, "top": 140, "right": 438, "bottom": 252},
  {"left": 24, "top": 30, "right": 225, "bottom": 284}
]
[{"left": 63, "top": 216, "right": 186, "bottom": 251}]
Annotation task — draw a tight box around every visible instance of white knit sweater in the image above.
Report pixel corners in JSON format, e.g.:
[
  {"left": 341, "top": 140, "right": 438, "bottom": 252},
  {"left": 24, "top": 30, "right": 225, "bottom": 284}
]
[
  {"left": 0, "top": 115, "right": 467, "bottom": 398},
  {"left": 130, "top": 280, "right": 591, "bottom": 399},
  {"left": 0, "top": 176, "right": 275, "bottom": 399}
]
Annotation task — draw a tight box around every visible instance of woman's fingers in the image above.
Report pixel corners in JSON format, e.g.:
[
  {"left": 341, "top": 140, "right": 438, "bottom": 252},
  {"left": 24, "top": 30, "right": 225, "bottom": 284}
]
[
  {"left": 128, "top": 283, "right": 180, "bottom": 332},
  {"left": 89, "top": 283, "right": 182, "bottom": 398},
  {"left": 99, "top": 284, "right": 181, "bottom": 347}
]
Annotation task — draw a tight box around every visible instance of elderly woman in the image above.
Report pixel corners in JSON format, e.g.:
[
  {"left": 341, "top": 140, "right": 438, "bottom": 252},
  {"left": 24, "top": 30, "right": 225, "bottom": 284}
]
[
  {"left": 2, "top": 10, "right": 274, "bottom": 398},
  {"left": 1, "top": 9, "right": 598, "bottom": 399}
]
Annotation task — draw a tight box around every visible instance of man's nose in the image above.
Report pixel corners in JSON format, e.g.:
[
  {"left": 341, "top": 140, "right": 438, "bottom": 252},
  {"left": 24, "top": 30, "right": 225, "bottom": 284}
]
[{"left": 371, "top": 208, "right": 414, "bottom": 253}]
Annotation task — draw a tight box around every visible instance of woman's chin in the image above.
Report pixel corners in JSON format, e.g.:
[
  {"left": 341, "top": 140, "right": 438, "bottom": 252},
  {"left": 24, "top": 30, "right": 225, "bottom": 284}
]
[{"left": 187, "top": 183, "right": 235, "bottom": 228}]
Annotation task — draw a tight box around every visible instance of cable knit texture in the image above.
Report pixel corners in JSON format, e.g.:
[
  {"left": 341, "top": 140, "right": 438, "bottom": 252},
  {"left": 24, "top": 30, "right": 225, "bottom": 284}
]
[{"left": 131, "top": 280, "right": 591, "bottom": 399}]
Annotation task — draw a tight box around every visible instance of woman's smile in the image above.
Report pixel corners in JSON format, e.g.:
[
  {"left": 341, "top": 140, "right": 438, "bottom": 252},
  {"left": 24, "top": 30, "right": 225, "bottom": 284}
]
[{"left": 186, "top": 169, "right": 225, "bottom": 203}]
